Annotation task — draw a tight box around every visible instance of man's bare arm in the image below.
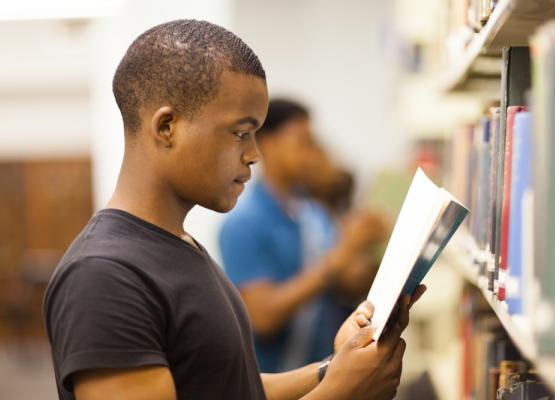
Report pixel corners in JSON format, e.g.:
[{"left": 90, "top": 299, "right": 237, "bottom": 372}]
[
  {"left": 240, "top": 260, "right": 331, "bottom": 337},
  {"left": 74, "top": 365, "right": 176, "bottom": 400},
  {"left": 261, "top": 363, "right": 320, "bottom": 400}
]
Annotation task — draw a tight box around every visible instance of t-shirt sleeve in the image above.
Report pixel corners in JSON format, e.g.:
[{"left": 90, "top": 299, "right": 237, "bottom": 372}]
[
  {"left": 219, "top": 217, "right": 274, "bottom": 288},
  {"left": 44, "top": 257, "right": 168, "bottom": 392}
]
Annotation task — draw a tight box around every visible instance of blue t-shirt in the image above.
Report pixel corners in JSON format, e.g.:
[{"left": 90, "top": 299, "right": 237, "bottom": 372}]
[{"left": 219, "top": 181, "right": 352, "bottom": 372}]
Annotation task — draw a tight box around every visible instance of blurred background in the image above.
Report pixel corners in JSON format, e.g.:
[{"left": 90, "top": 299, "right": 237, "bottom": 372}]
[{"left": 1, "top": 0, "right": 554, "bottom": 399}]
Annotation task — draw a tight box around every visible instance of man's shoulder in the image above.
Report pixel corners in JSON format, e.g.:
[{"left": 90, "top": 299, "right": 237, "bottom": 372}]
[{"left": 45, "top": 212, "right": 164, "bottom": 301}]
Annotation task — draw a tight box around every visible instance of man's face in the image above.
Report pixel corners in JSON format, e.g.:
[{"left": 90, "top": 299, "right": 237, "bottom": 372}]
[
  {"left": 161, "top": 70, "right": 268, "bottom": 213},
  {"left": 259, "top": 117, "right": 331, "bottom": 188}
]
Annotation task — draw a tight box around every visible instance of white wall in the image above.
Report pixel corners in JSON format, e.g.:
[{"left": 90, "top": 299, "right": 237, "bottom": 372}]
[
  {"left": 233, "top": 0, "right": 406, "bottom": 199},
  {"left": 0, "top": 20, "right": 90, "bottom": 158},
  {"left": 0, "top": 0, "right": 406, "bottom": 263}
]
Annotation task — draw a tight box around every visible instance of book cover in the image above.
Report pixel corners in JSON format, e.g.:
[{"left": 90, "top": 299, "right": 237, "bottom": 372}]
[
  {"left": 506, "top": 111, "right": 532, "bottom": 315},
  {"left": 366, "top": 168, "right": 468, "bottom": 340}
]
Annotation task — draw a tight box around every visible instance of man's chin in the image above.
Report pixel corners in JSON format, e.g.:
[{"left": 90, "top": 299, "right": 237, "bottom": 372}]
[{"left": 201, "top": 195, "right": 239, "bottom": 214}]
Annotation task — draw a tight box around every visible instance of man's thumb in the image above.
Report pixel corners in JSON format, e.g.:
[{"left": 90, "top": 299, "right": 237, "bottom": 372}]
[{"left": 349, "top": 326, "right": 375, "bottom": 349}]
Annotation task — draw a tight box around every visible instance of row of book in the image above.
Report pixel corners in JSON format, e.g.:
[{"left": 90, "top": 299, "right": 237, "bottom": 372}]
[
  {"left": 448, "top": 21, "right": 555, "bottom": 369},
  {"left": 449, "top": 45, "right": 532, "bottom": 317},
  {"left": 451, "top": 106, "right": 533, "bottom": 315},
  {"left": 460, "top": 286, "right": 553, "bottom": 399}
]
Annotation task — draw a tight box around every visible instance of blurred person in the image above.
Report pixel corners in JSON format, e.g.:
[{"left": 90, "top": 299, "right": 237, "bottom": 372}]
[
  {"left": 219, "top": 99, "right": 389, "bottom": 372},
  {"left": 42, "top": 20, "right": 425, "bottom": 400}
]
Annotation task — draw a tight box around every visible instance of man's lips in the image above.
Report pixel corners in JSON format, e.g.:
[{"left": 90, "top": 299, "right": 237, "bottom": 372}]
[{"left": 234, "top": 175, "right": 251, "bottom": 185}]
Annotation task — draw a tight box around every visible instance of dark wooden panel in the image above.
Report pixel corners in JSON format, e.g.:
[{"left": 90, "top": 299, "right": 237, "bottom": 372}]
[
  {"left": 0, "top": 158, "right": 93, "bottom": 340},
  {"left": 0, "top": 162, "right": 26, "bottom": 277},
  {"left": 23, "top": 159, "right": 93, "bottom": 250}
]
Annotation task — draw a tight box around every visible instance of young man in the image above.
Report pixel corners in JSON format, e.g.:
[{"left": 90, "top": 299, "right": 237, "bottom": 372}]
[
  {"left": 43, "top": 20, "right": 425, "bottom": 400},
  {"left": 220, "top": 99, "right": 386, "bottom": 372}
]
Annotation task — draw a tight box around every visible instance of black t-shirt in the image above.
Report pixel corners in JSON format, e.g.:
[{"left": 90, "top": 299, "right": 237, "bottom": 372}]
[{"left": 43, "top": 209, "right": 265, "bottom": 400}]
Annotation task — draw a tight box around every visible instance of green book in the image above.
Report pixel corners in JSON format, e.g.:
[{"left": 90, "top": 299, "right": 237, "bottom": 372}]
[{"left": 532, "top": 24, "right": 555, "bottom": 353}]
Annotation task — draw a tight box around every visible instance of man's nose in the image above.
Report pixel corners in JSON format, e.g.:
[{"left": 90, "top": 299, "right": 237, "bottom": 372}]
[{"left": 243, "top": 135, "right": 261, "bottom": 166}]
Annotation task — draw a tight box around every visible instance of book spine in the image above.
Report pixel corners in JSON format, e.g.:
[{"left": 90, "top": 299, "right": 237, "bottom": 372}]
[
  {"left": 493, "top": 47, "right": 511, "bottom": 295},
  {"left": 478, "top": 119, "right": 491, "bottom": 241},
  {"left": 498, "top": 106, "right": 527, "bottom": 301},
  {"left": 507, "top": 111, "right": 532, "bottom": 314},
  {"left": 487, "top": 108, "right": 501, "bottom": 291}
]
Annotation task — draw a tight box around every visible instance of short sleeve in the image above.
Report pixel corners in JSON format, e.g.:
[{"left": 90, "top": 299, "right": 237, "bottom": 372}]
[
  {"left": 219, "top": 217, "right": 274, "bottom": 287},
  {"left": 43, "top": 257, "right": 168, "bottom": 391}
]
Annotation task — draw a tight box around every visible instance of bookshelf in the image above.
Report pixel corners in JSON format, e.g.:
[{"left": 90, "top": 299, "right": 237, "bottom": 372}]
[
  {"left": 394, "top": 0, "right": 555, "bottom": 397},
  {"left": 441, "top": 232, "right": 555, "bottom": 393},
  {"left": 440, "top": 0, "right": 555, "bottom": 91},
  {"left": 430, "top": 0, "right": 555, "bottom": 396},
  {"left": 443, "top": 233, "right": 536, "bottom": 359}
]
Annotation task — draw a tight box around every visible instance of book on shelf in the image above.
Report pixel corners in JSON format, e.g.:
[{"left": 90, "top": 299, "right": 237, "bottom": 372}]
[
  {"left": 487, "top": 107, "right": 501, "bottom": 291},
  {"left": 449, "top": 104, "right": 533, "bottom": 315},
  {"left": 495, "top": 47, "right": 531, "bottom": 297},
  {"left": 499, "top": 105, "right": 528, "bottom": 301},
  {"left": 446, "top": 25, "right": 555, "bottom": 364},
  {"left": 506, "top": 111, "right": 532, "bottom": 315},
  {"left": 447, "top": 50, "right": 532, "bottom": 312},
  {"left": 498, "top": 372, "right": 553, "bottom": 399},
  {"left": 459, "top": 286, "right": 527, "bottom": 400},
  {"left": 366, "top": 168, "right": 468, "bottom": 341},
  {"left": 474, "top": 116, "right": 492, "bottom": 264},
  {"left": 531, "top": 23, "right": 555, "bottom": 353}
]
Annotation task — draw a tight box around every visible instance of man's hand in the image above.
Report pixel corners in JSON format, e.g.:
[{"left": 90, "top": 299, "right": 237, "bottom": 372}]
[
  {"left": 333, "top": 284, "right": 427, "bottom": 353},
  {"left": 303, "top": 285, "right": 426, "bottom": 400},
  {"left": 312, "top": 323, "right": 404, "bottom": 400},
  {"left": 337, "top": 210, "right": 391, "bottom": 254},
  {"left": 324, "top": 210, "right": 390, "bottom": 281}
]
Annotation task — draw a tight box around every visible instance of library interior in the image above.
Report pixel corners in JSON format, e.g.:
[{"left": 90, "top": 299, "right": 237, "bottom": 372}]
[{"left": 1, "top": 0, "right": 555, "bottom": 399}]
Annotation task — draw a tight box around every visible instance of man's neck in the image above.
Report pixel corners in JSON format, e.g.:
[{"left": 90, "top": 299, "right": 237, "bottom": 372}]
[
  {"left": 261, "top": 168, "right": 295, "bottom": 202},
  {"left": 107, "top": 153, "right": 194, "bottom": 240},
  {"left": 261, "top": 169, "right": 305, "bottom": 217}
]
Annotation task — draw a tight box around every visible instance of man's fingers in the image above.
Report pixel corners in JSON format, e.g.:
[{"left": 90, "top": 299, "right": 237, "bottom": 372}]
[
  {"left": 356, "top": 301, "right": 374, "bottom": 317},
  {"left": 408, "top": 284, "right": 427, "bottom": 309},
  {"left": 348, "top": 326, "right": 375, "bottom": 349},
  {"left": 375, "top": 327, "right": 401, "bottom": 360},
  {"left": 390, "top": 337, "right": 406, "bottom": 364},
  {"left": 356, "top": 314, "right": 371, "bottom": 327},
  {"left": 396, "top": 297, "right": 410, "bottom": 331}
]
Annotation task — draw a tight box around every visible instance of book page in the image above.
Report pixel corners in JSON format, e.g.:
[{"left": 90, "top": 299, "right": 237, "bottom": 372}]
[{"left": 367, "top": 168, "right": 443, "bottom": 340}]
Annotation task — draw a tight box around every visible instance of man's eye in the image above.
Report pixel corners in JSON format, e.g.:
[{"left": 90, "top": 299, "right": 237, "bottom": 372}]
[{"left": 234, "top": 132, "right": 249, "bottom": 140}]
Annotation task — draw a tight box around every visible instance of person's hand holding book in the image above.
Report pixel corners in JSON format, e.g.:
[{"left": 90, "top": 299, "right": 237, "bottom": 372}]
[{"left": 307, "top": 287, "right": 425, "bottom": 400}]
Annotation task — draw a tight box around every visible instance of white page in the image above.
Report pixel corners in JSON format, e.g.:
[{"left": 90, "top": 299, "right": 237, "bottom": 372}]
[{"left": 367, "top": 168, "right": 444, "bottom": 340}]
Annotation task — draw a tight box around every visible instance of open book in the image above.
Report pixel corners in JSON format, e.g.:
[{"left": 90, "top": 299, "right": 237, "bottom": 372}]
[{"left": 367, "top": 168, "right": 469, "bottom": 340}]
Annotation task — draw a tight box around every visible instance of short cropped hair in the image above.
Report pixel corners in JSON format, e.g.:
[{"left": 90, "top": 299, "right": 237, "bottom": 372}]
[
  {"left": 112, "top": 19, "right": 266, "bottom": 133},
  {"left": 258, "top": 99, "right": 309, "bottom": 137}
]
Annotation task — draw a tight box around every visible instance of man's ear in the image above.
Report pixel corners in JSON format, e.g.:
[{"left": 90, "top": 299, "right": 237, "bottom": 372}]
[{"left": 150, "top": 106, "right": 176, "bottom": 148}]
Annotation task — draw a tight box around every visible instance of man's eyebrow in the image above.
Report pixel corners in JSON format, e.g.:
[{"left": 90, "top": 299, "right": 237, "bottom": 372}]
[{"left": 234, "top": 116, "right": 260, "bottom": 129}]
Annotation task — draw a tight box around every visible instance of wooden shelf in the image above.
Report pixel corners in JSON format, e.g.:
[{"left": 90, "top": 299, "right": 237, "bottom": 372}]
[
  {"left": 443, "top": 235, "right": 537, "bottom": 360},
  {"left": 440, "top": 0, "right": 555, "bottom": 91},
  {"left": 441, "top": 232, "right": 555, "bottom": 392}
]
